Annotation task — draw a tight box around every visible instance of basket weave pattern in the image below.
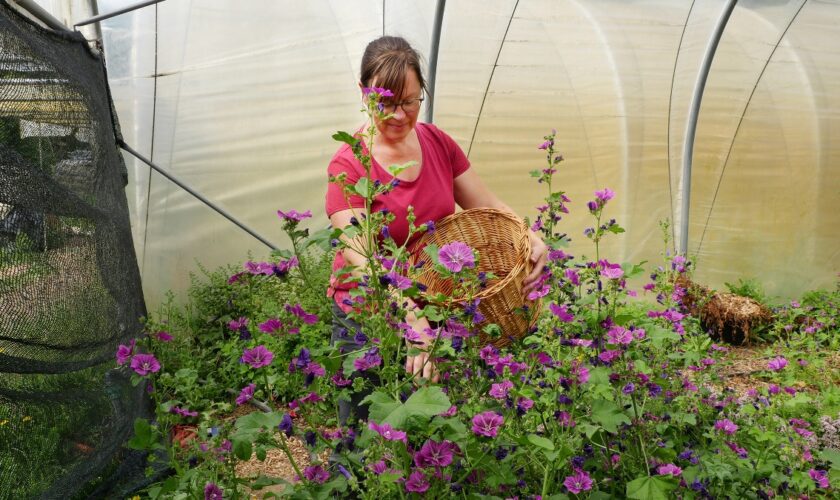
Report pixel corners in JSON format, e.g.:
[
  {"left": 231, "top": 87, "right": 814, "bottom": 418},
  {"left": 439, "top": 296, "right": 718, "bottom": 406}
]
[{"left": 409, "top": 208, "right": 541, "bottom": 347}]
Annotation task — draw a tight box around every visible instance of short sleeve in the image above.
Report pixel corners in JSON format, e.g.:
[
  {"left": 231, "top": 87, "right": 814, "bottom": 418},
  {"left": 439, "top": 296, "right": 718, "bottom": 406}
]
[
  {"left": 325, "top": 151, "right": 366, "bottom": 217},
  {"left": 423, "top": 123, "right": 470, "bottom": 178}
]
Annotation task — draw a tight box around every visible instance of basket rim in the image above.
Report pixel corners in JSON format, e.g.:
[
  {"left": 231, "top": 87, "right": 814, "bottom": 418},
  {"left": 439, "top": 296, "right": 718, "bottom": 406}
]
[{"left": 409, "top": 207, "right": 532, "bottom": 301}]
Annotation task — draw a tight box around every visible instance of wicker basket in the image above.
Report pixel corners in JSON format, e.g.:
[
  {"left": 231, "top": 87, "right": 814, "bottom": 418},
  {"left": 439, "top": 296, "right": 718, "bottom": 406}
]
[{"left": 408, "top": 208, "right": 541, "bottom": 347}]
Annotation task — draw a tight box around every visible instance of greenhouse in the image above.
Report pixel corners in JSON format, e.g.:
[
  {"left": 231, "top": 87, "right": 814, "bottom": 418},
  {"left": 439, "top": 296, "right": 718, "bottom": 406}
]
[{"left": 0, "top": 0, "right": 838, "bottom": 498}]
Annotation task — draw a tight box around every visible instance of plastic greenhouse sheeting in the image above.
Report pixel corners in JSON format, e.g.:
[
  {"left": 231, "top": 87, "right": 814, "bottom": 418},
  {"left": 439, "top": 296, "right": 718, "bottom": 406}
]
[{"left": 93, "top": 0, "right": 838, "bottom": 306}]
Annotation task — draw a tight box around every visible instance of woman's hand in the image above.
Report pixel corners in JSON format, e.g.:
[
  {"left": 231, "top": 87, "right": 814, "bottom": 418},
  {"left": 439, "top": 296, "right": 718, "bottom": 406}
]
[
  {"left": 403, "top": 307, "right": 440, "bottom": 383},
  {"left": 522, "top": 232, "right": 548, "bottom": 296}
]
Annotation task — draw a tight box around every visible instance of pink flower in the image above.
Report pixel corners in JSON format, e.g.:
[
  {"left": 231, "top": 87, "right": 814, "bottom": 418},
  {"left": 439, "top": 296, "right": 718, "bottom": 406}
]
[
  {"left": 204, "top": 482, "right": 223, "bottom": 500},
  {"left": 768, "top": 356, "right": 788, "bottom": 371},
  {"left": 228, "top": 317, "right": 248, "bottom": 330},
  {"left": 130, "top": 353, "right": 161, "bottom": 376},
  {"left": 116, "top": 339, "right": 136, "bottom": 365},
  {"left": 556, "top": 411, "right": 575, "bottom": 427},
  {"left": 240, "top": 345, "right": 274, "bottom": 369},
  {"left": 236, "top": 383, "right": 256, "bottom": 405},
  {"left": 564, "top": 268, "right": 580, "bottom": 286},
  {"left": 405, "top": 469, "right": 430, "bottom": 493},
  {"left": 276, "top": 209, "right": 312, "bottom": 222},
  {"left": 439, "top": 405, "right": 458, "bottom": 418},
  {"left": 489, "top": 380, "right": 514, "bottom": 399},
  {"left": 606, "top": 325, "right": 633, "bottom": 345},
  {"left": 303, "top": 465, "right": 329, "bottom": 484},
  {"left": 471, "top": 411, "right": 504, "bottom": 438},
  {"left": 414, "top": 439, "right": 458, "bottom": 468},
  {"left": 601, "top": 267, "right": 624, "bottom": 280},
  {"left": 564, "top": 469, "right": 593, "bottom": 494},
  {"left": 438, "top": 241, "right": 475, "bottom": 273},
  {"left": 598, "top": 350, "right": 622, "bottom": 364},
  {"left": 549, "top": 303, "right": 575, "bottom": 322},
  {"left": 809, "top": 469, "right": 829, "bottom": 488},
  {"left": 657, "top": 463, "right": 682, "bottom": 476},
  {"left": 362, "top": 86, "right": 394, "bottom": 97},
  {"left": 298, "top": 392, "right": 324, "bottom": 404},
  {"left": 714, "top": 419, "right": 738, "bottom": 435},
  {"left": 571, "top": 363, "right": 590, "bottom": 384},
  {"left": 258, "top": 318, "right": 282, "bottom": 333},
  {"left": 369, "top": 421, "right": 407, "bottom": 443},
  {"left": 155, "top": 331, "right": 173, "bottom": 342},
  {"left": 594, "top": 188, "right": 615, "bottom": 202}
]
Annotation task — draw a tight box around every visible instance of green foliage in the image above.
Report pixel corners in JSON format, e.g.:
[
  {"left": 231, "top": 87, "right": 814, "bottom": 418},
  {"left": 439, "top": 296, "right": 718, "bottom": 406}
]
[{"left": 725, "top": 277, "right": 769, "bottom": 304}]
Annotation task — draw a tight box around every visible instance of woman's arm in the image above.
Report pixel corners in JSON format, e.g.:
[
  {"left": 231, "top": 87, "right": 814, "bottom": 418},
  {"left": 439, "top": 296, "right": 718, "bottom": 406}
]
[
  {"left": 330, "top": 208, "right": 439, "bottom": 382},
  {"left": 453, "top": 169, "right": 548, "bottom": 294}
]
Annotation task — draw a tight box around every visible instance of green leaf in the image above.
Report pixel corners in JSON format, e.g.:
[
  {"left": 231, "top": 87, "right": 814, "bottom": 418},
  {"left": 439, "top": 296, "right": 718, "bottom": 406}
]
[
  {"left": 353, "top": 178, "right": 370, "bottom": 198},
  {"left": 649, "top": 326, "right": 680, "bottom": 348},
  {"left": 820, "top": 448, "right": 840, "bottom": 470},
  {"left": 591, "top": 399, "right": 631, "bottom": 434},
  {"left": 235, "top": 411, "right": 284, "bottom": 433},
  {"left": 332, "top": 131, "right": 358, "bottom": 146},
  {"left": 783, "top": 392, "right": 812, "bottom": 409},
  {"left": 255, "top": 446, "right": 267, "bottom": 461},
  {"left": 526, "top": 433, "right": 555, "bottom": 451},
  {"left": 625, "top": 475, "right": 678, "bottom": 500},
  {"left": 233, "top": 438, "right": 253, "bottom": 461},
  {"left": 307, "top": 227, "right": 341, "bottom": 251},
  {"left": 363, "top": 386, "right": 451, "bottom": 429},
  {"left": 387, "top": 160, "right": 416, "bottom": 177},
  {"left": 422, "top": 243, "right": 440, "bottom": 264}
]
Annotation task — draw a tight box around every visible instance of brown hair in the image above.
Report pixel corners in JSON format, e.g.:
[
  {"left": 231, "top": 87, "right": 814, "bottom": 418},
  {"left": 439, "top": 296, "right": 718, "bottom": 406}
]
[{"left": 360, "top": 36, "right": 426, "bottom": 100}]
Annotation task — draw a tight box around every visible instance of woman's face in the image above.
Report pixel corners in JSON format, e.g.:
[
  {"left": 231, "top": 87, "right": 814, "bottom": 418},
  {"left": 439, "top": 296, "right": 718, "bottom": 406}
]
[{"left": 370, "top": 69, "right": 423, "bottom": 144}]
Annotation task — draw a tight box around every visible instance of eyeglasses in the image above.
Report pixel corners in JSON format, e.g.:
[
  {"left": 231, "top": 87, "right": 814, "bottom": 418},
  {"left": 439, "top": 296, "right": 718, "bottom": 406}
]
[{"left": 382, "top": 95, "right": 425, "bottom": 114}]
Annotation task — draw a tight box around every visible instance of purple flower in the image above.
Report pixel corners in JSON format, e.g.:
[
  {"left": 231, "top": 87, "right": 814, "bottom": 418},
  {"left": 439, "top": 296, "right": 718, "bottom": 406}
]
[
  {"left": 414, "top": 439, "right": 457, "bottom": 468},
  {"left": 440, "top": 405, "right": 458, "bottom": 417},
  {"left": 549, "top": 303, "right": 575, "bottom": 322},
  {"left": 564, "top": 268, "right": 580, "bottom": 286},
  {"left": 594, "top": 188, "right": 615, "bottom": 202},
  {"left": 622, "top": 383, "right": 635, "bottom": 395},
  {"left": 303, "top": 465, "right": 329, "bottom": 484},
  {"left": 331, "top": 371, "right": 352, "bottom": 387},
  {"left": 154, "top": 331, "right": 173, "bottom": 342},
  {"left": 438, "top": 241, "right": 476, "bottom": 273},
  {"left": 116, "top": 339, "right": 135, "bottom": 365},
  {"left": 424, "top": 220, "right": 436, "bottom": 233},
  {"left": 362, "top": 86, "right": 394, "bottom": 97},
  {"left": 130, "top": 353, "right": 161, "bottom": 376},
  {"left": 258, "top": 318, "right": 282, "bottom": 333},
  {"left": 204, "top": 482, "right": 223, "bottom": 500},
  {"left": 278, "top": 413, "right": 293, "bottom": 437},
  {"left": 606, "top": 326, "right": 633, "bottom": 345},
  {"left": 405, "top": 469, "right": 430, "bottom": 493},
  {"left": 471, "top": 411, "right": 504, "bottom": 438},
  {"left": 598, "top": 350, "right": 622, "bottom": 364},
  {"left": 600, "top": 266, "right": 624, "bottom": 280},
  {"left": 714, "top": 419, "right": 738, "bottom": 435},
  {"left": 809, "top": 469, "right": 829, "bottom": 488},
  {"left": 285, "top": 303, "right": 318, "bottom": 325},
  {"left": 353, "top": 348, "right": 382, "bottom": 371},
  {"left": 240, "top": 345, "right": 274, "bottom": 368},
  {"left": 564, "top": 469, "right": 593, "bottom": 494},
  {"left": 236, "top": 383, "right": 256, "bottom": 406},
  {"left": 489, "top": 380, "right": 514, "bottom": 399},
  {"left": 169, "top": 406, "right": 198, "bottom": 418},
  {"left": 228, "top": 317, "right": 248, "bottom": 330},
  {"left": 276, "top": 209, "right": 312, "bottom": 222},
  {"left": 767, "top": 356, "right": 788, "bottom": 371},
  {"left": 369, "top": 421, "right": 407, "bottom": 443},
  {"left": 385, "top": 271, "right": 412, "bottom": 290},
  {"left": 768, "top": 384, "right": 780, "bottom": 395},
  {"left": 538, "top": 139, "right": 553, "bottom": 150},
  {"left": 657, "top": 463, "right": 682, "bottom": 476},
  {"left": 517, "top": 397, "right": 534, "bottom": 414}
]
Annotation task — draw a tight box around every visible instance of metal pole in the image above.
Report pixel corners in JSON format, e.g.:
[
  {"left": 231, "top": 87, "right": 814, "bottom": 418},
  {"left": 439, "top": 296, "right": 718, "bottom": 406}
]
[
  {"left": 118, "top": 140, "right": 279, "bottom": 251},
  {"left": 679, "top": 0, "right": 737, "bottom": 255},
  {"left": 74, "top": 0, "right": 165, "bottom": 27},
  {"left": 8, "top": 0, "right": 74, "bottom": 33},
  {"left": 424, "top": 0, "right": 446, "bottom": 124}
]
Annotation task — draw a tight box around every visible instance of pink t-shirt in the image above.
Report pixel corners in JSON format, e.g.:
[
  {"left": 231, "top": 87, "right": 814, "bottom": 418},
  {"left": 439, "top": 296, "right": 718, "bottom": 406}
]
[{"left": 325, "top": 122, "right": 471, "bottom": 311}]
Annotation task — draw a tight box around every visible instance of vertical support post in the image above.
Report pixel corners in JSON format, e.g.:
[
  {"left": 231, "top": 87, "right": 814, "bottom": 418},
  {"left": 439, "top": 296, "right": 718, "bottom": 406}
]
[
  {"left": 425, "top": 0, "right": 446, "bottom": 124},
  {"left": 679, "top": 0, "right": 737, "bottom": 255}
]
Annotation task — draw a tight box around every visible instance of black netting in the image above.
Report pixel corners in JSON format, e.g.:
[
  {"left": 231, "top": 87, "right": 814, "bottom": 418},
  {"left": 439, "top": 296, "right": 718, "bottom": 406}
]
[{"left": 0, "top": 2, "right": 149, "bottom": 498}]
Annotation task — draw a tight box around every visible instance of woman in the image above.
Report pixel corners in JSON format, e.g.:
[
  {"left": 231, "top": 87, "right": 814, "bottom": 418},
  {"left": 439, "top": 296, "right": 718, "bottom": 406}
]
[{"left": 325, "top": 35, "right": 548, "bottom": 388}]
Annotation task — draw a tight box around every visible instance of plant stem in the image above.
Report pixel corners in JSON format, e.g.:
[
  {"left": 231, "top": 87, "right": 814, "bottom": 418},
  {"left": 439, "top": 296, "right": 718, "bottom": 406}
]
[{"left": 277, "top": 432, "right": 304, "bottom": 480}]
